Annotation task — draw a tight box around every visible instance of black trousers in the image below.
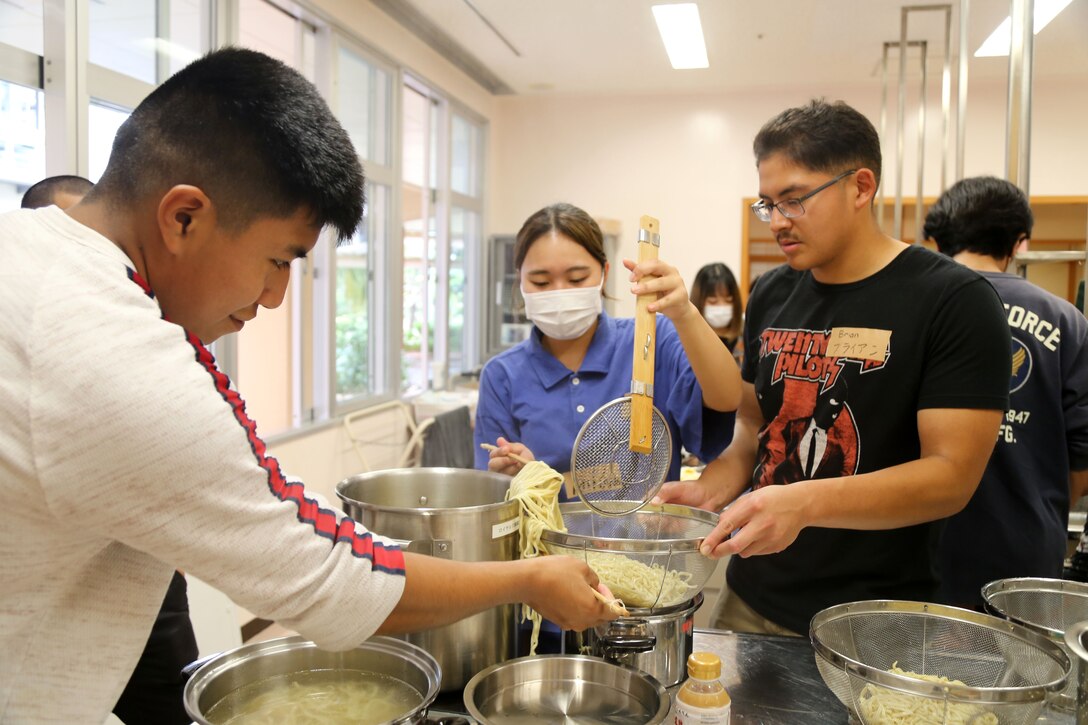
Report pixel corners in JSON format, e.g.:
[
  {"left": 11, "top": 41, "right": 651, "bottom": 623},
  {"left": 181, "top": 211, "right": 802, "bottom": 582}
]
[{"left": 113, "top": 571, "right": 199, "bottom": 725}]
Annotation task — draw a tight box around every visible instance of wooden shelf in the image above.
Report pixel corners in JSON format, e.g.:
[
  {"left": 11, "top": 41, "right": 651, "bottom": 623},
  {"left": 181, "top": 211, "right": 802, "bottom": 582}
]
[{"left": 739, "top": 196, "right": 1088, "bottom": 304}]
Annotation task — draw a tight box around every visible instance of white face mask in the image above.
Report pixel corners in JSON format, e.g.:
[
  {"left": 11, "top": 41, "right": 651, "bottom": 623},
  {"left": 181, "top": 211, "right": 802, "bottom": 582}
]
[
  {"left": 703, "top": 303, "right": 734, "bottom": 329},
  {"left": 522, "top": 280, "right": 604, "bottom": 340}
]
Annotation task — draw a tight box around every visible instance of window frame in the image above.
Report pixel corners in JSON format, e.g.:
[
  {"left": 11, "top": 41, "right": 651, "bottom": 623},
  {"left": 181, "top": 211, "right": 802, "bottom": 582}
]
[{"left": 318, "top": 31, "right": 400, "bottom": 418}]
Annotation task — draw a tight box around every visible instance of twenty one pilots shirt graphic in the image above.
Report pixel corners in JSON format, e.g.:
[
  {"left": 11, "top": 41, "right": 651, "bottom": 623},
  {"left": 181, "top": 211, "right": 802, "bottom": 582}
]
[{"left": 752, "top": 326, "right": 891, "bottom": 489}]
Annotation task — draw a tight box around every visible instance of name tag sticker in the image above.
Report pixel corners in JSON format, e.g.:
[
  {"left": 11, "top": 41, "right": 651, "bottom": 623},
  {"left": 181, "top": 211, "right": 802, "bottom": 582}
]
[
  {"left": 492, "top": 517, "right": 520, "bottom": 539},
  {"left": 827, "top": 327, "right": 891, "bottom": 362}
]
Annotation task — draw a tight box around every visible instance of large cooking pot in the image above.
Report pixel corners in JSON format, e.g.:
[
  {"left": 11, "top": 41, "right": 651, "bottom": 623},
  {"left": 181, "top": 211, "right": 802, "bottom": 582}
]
[
  {"left": 337, "top": 467, "right": 519, "bottom": 690},
  {"left": 184, "top": 635, "right": 440, "bottom": 724},
  {"left": 464, "top": 654, "right": 671, "bottom": 724}
]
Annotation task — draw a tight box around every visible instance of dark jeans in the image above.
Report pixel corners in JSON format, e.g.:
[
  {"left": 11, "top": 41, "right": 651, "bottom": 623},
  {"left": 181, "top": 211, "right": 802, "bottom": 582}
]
[{"left": 113, "top": 571, "right": 199, "bottom": 725}]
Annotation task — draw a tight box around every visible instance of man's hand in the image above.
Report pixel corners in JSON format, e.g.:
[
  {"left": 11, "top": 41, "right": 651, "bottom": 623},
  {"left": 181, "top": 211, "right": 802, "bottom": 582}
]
[
  {"left": 700, "top": 482, "right": 811, "bottom": 558},
  {"left": 522, "top": 556, "right": 619, "bottom": 631},
  {"left": 653, "top": 478, "right": 730, "bottom": 511}
]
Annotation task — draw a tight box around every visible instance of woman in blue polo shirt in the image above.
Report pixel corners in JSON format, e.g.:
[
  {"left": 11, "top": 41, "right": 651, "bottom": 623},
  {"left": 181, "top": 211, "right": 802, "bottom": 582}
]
[{"left": 474, "top": 202, "right": 741, "bottom": 497}]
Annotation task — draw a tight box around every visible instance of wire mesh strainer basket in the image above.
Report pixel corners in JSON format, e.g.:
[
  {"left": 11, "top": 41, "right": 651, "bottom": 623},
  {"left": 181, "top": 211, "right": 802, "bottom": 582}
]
[
  {"left": 810, "top": 600, "right": 1069, "bottom": 725},
  {"left": 540, "top": 500, "right": 719, "bottom": 610},
  {"left": 982, "top": 577, "right": 1088, "bottom": 711}
]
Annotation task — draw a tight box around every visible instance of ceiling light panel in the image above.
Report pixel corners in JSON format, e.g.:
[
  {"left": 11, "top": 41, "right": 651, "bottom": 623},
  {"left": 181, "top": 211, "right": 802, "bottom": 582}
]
[{"left": 652, "top": 3, "right": 709, "bottom": 69}]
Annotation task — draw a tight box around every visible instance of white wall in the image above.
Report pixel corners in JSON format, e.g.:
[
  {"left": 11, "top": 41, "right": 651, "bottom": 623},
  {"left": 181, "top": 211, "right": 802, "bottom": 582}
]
[{"left": 490, "top": 78, "right": 1088, "bottom": 318}]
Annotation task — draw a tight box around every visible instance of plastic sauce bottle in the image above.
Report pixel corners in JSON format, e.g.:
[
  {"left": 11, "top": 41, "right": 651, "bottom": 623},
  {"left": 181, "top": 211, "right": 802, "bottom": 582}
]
[{"left": 673, "top": 651, "right": 731, "bottom": 724}]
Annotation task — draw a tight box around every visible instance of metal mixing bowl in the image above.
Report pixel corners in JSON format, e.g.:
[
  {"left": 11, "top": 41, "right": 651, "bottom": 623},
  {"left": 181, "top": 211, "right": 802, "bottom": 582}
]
[
  {"left": 982, "top": 577, "right": 1088, "bottom": 711},
  {"left": 463, "top": 654, "right": 670, "bottom": 724},
  {"left": 810, "top": 600, "right": 1069, "bottom": 725},
  {"left": 541, "top": 500, "right": 719, "bottom": 610},
  {"left": 184, "top": 635, "right": 441, "bottom": 725}
]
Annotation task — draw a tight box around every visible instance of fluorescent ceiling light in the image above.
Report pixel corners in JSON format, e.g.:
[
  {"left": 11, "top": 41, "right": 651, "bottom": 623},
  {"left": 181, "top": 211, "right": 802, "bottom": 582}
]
[
  {"left": 652, "top": 3, "right": 709, "bottom": 70},
  {"left": 974, "top": 0, "right": 1074, "bottom": 57}
]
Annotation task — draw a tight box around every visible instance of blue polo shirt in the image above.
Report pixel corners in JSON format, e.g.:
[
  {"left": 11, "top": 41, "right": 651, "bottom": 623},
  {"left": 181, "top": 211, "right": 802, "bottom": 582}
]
[{"left": 474, "top": 312, "right": 733, "bottom": 497}]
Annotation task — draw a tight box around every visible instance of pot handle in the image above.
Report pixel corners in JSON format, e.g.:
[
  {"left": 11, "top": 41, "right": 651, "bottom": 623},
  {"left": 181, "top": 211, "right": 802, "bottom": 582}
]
[
  {"left": 181, "top": 652, "right": 220, "bottom": 680},
  {"left": 391, "top": 538, "right": 454, "bottom": 559}
]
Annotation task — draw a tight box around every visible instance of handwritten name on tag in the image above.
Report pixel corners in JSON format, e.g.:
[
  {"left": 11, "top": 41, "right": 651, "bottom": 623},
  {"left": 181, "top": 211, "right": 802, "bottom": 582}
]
[
  {"left": 574, "top": 462, "right": 625, "bottom": 495},
  {"left": 826, "top": 327, "right": 891, "bottom": 363}
]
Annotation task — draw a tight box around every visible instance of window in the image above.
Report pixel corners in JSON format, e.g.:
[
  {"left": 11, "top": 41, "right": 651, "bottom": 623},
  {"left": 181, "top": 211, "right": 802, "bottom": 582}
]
[
  {"left": 448, "top": 110, "right": 485, "bottom": 378},
  {"left": 332, "top": 40, "right": 394, "bottom": 410},
  {"left": 0, "top": 79, "right": 44, "bottom": 212},
  {"left": 226, "top": 0, "right": 318, "bottom": 435},
  {"left": 89, "top": 0, "right": 207, "bottom": 85},
  {"left": 0, "top": 1, "right": 43, "bottom": 57},
  {"left": 0, "top": 0, "right": 44, "bottom": 212},
  {"left": 400, "top": 83, "right": 486, "bottom": 393},
  {"left": 87, "top": 102, "right": 130, "bottom": 182}
]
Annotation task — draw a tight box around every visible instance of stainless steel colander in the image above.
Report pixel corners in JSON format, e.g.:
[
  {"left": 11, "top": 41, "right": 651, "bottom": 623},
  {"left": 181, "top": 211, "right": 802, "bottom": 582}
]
[
  {"left": 982, "top": 577, "right": 1088, "bottom": 711},
  {"left": 540, "top": 500, "right": 719, "bottom": 610},
  {"left": 810, "top": 600, "right": 1069, "bottom": 725}
]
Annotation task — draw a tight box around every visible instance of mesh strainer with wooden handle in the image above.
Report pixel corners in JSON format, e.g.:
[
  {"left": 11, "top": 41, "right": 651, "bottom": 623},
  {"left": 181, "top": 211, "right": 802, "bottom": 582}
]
[{"left": 569, "top": 215, "right": 673, "bottom": 517}]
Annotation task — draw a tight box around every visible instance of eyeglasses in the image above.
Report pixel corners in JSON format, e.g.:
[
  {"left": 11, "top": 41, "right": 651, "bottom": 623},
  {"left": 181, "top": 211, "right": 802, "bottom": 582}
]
[{"left": 751, "top": 169, "right": 858, "bottom": 223}]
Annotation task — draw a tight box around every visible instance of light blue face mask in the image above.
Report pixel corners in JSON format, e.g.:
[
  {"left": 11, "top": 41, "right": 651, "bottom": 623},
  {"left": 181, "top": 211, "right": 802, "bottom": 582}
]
[{"left": 521, "top": 279, "right": 604, "bottom": 340}]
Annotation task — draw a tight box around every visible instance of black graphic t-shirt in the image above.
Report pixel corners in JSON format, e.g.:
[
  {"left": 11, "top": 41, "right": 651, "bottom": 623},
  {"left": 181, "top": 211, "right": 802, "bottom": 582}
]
[{"left": 727, "top": 245, "right": 1010, "bottom": 634}]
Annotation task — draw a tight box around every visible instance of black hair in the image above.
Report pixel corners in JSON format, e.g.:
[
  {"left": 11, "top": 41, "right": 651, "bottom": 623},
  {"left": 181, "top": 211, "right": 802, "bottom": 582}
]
[
  {"left": 514, "top": 203, "right": 607, "bottom": 271},
  {"left": 91, "top": 46, "right": 363, "bottom": 241},
  {"left": 924, "top": 176, "right": 1033, "bottom": 260},
  {"left": 754, "top": 99, "right": 882, "bottom": 190},
  {"left": 690, "top": 262, "right": 743, "bottom": 338},
  {"left": 21, "top": 175, "right": 94, "bottom": 209}
]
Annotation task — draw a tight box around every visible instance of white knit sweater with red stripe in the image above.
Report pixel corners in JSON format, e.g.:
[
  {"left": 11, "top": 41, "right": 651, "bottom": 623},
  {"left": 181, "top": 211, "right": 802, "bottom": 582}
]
[{"left": 0, "top": 207, "right": 406, "bottom": 724}]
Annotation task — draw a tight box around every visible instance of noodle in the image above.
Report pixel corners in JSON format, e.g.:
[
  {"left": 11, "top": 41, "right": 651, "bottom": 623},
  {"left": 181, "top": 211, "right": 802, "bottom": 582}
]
[
  {"left": 581, "top": 551, "right": 693, "bottom": 608},
  {"left": 203, "top": 669, "right": 422, "bottom": 724},
  {"left": 506, "top": 460, "right": 692, "bottom": 653},
  {"left": 857, "top": 663, "right": 998, "bottom": 725},
  {"left": 505, "top": 461, "right": 566, "bottom": 655}
]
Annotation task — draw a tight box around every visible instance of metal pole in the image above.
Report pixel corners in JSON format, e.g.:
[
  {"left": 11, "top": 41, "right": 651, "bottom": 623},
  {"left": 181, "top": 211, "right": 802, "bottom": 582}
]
[
  {"left": 939, "top": 7, "right": 952, "bottom": 191},
  {"left": 879, "top": 43, "right": 890, "bottom": 233},
  {"left": 915, "top": 41, "right": 928, "bottom": 244},
  {"left": 1006, "top": 0, "right": 1034, "bottom": 196},
  {"left": 894, "top": 8, "right": 909, "bottom": 240},
  {"left": 957, "top": 0, "right": 970, "bottom": 181}
]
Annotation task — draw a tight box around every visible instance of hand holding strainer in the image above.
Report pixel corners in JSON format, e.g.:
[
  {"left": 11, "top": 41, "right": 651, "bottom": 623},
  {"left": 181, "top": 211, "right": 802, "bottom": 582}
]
[{"left": 570, "top": 215, "right": 673, "bottom": 517}]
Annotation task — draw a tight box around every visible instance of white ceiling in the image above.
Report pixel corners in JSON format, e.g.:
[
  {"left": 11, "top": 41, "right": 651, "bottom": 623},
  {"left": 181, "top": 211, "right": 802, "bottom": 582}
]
[{"left": 395, "top": 0, "right": 1088, "bottom": 95}]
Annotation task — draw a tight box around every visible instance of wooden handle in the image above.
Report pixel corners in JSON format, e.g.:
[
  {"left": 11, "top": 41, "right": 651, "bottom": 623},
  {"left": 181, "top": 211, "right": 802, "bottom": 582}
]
[
  {"left": 479, "top": 442, "right": 533, "bottom": 466},
  {"left": 629, "top": 215, "right": 659, "bottom": 454}
]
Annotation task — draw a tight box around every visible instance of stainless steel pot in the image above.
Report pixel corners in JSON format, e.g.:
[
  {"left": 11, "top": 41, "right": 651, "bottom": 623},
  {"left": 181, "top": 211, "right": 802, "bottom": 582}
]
[
  {"left": 463, "top": 654, "right": 670, "bottom": 724},
  {"left": 564, "top": 593, "right": 701, "bottom": 687},
  {"left": 336, "top": 467, "right": 519, "bottom": 690},
  {"left": 183, "top": 635, "right": 440, "bottom": 724}
]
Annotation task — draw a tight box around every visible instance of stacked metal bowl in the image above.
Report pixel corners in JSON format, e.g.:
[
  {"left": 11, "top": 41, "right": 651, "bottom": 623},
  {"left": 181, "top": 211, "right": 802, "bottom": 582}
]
[
  {"left": 982, "top": 577, "right": 1088, "bottom": 712},
  {"left": 810, "top": 600, "right": 1069, "bottom": 725}
]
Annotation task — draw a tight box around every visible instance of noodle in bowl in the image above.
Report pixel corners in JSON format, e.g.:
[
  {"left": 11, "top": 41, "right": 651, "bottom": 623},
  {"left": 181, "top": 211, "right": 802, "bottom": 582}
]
[{"left": 184, "top": 636, "right": 441, "bottom": 725}]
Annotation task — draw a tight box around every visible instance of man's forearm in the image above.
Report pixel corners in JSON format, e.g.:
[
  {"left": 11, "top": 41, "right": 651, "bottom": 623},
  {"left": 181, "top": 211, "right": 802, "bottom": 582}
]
[
  {"left": 377, "top": 555, "right": 524, "bottom": 634},
  {"left": 698, "top": 440, "right": 758, "bottom": 511}
]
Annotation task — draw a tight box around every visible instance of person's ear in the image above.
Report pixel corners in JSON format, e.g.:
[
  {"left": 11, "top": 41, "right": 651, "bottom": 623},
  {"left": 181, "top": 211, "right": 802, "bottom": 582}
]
[
  {"left": 156, "top": 185, "right": 215, "bottom": 256},
  {"left": 601, "top": 261, "right": 610, "bottom": 291},
  {"left": 852, "top": 169, "right": 878, "bottom": 209}
]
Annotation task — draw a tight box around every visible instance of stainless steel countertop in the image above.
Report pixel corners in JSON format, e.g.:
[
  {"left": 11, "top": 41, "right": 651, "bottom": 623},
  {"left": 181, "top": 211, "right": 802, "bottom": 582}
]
[
  {"left": 427, "top": 627, "right": 1076, "bottom": 724},
  {"left": 428, "top": 628, "right": 844, "bottom": 723},
  {"left": 687, "top": 628, "right": 847, "bottom": 723}
]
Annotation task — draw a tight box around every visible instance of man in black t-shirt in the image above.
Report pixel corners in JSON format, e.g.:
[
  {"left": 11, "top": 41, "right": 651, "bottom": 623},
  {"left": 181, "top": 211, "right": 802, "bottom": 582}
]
[
  {"left": 924, "top": 177, "right": 1088, "bottom": 606},
  {"left": 655, "top": 100, "right": 1010, "bottom": 636}
]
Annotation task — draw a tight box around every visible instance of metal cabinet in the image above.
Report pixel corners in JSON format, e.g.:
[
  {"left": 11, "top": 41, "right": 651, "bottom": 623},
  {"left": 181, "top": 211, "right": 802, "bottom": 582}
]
[{"left": 484, "top": 234, "right": 531, "bottom": 359}]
